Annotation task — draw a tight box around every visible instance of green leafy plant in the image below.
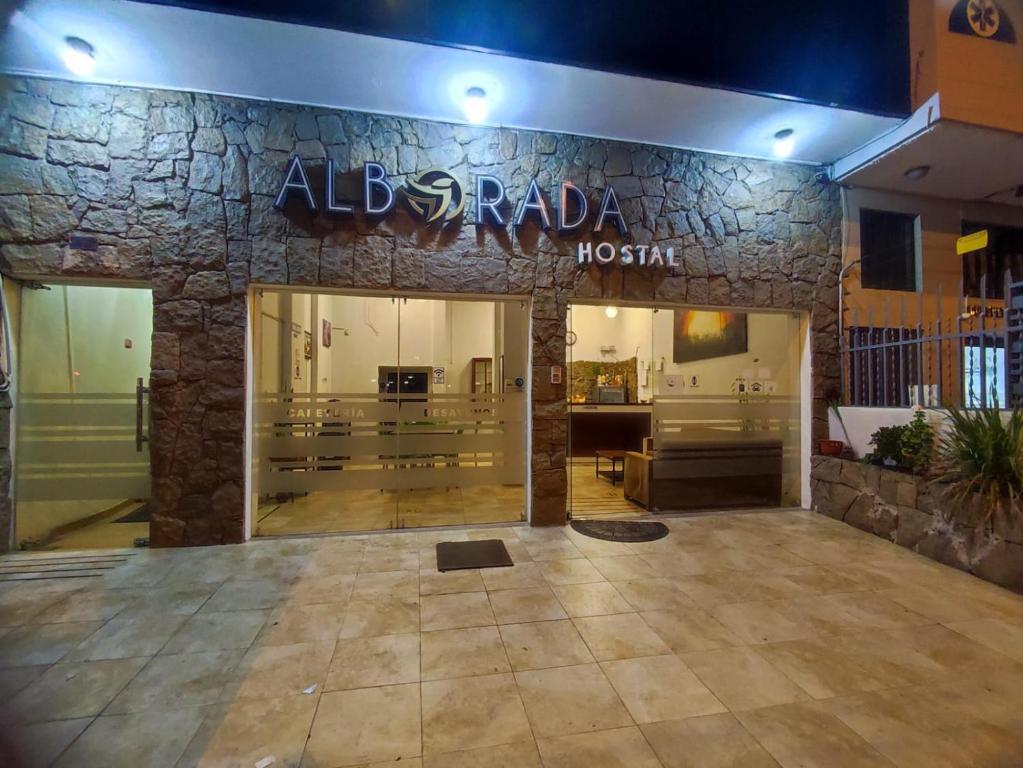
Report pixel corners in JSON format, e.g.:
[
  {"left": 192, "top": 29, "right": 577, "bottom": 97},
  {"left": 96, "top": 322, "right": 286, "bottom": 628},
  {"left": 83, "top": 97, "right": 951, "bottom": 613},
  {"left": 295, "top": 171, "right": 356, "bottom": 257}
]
[
  {"left": 865, "top": 410, "right": 934, "bottom": 474},
  {"left": 938, "top": 406, "right": 1023, "bottom": 527},
  {"left": 900, "top": 410, "right": 935, "bottom": 475},
  {"left": 867, "top": 424, "right": 906, "bottom": 467}
]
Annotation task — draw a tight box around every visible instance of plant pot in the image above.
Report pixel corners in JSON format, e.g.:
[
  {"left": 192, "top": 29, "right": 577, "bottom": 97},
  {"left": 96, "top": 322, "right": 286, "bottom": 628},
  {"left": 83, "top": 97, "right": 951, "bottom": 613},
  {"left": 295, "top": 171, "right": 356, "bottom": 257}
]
[{"left": 819, "top": 439, "right": 844, "bottom": 457}]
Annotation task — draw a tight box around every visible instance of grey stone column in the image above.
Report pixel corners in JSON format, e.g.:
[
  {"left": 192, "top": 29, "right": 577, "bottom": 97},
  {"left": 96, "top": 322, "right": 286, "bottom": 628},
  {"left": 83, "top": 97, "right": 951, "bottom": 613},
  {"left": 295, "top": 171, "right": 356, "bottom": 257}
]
[
  {"left": 530, "top": 286, "right": 568, "bottom": 525},
  {"left": 149, "top": 260, "right": 247, "bottom": 546}
]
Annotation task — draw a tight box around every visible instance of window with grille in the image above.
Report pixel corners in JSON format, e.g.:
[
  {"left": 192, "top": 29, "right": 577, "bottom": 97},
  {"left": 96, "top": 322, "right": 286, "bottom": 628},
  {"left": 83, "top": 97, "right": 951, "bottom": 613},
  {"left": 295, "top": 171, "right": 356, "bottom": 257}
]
[
  {"left": 860, "top": 209, "right": 918, "bottom": 292},
  {"left": 962, "top": 222, "right": 1023, "bottom": 300}
]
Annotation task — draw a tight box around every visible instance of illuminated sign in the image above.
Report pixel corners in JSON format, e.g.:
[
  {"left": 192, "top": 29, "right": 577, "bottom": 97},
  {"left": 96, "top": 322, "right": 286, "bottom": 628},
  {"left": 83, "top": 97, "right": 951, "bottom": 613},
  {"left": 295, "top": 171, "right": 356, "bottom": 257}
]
[{"left": 274, "top": 157, "right": 631, "bottom": 237}]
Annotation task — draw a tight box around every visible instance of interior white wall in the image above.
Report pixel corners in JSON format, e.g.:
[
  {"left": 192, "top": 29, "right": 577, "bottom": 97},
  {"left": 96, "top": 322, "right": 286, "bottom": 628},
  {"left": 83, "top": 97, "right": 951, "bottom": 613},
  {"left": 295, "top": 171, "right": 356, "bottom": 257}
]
[
  {"left": 20, "top": 285, "right": 152, "bottom": 394},
  {"left": 307, "top": 295, "right": 497, "bottom": 394},
  {"left": 569, "top": 304, "right": 801, "bottom": 400}
]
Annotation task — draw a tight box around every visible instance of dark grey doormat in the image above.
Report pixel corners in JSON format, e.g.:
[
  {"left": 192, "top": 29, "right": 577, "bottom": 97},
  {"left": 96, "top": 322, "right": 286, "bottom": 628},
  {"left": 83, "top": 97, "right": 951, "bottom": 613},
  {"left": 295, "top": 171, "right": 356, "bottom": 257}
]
[
  {"left": 570, "top": 519, "right": 669, "bottom": 542},
  {"left": 436, "top": 539, "right": 514, "bottom": 572},
  {"left": 114, "top": 502, "right": 150, "bottom": 524}
]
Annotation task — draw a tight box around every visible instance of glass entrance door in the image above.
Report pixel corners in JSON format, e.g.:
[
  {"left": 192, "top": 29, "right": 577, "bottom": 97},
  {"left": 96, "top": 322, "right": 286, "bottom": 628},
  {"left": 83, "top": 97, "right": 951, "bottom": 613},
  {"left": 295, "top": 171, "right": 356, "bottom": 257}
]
[
  {"left": 13, "top": 283, "right": 153, "bottom": 550},
  {"left": 253, "top": 290, "right": 528, "bottom": 534}
]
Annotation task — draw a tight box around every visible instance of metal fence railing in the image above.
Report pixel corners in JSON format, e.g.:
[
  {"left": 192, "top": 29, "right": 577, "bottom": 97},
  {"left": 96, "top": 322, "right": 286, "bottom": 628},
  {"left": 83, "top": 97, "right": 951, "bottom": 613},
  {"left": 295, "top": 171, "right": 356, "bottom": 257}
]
[{"left": 842, "top": 273, "right": 1023, "bottom": 409}]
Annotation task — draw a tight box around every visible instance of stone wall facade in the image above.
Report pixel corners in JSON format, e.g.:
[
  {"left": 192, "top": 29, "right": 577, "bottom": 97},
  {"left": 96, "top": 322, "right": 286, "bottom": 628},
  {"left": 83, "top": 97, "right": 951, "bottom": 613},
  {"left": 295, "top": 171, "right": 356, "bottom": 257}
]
[
  {"left": 811, "top": 456, "right": 1023, "bottom": 592},
  {"left": 0, "top": 75, "right": 843, "bottom": 548}
]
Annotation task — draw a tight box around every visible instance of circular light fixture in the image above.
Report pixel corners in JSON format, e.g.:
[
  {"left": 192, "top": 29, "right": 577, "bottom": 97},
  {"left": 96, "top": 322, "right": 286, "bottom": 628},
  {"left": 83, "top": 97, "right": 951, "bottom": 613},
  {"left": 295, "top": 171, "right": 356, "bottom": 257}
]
[
  {"left": 605, "top": 306, "right": 619, "bottom": 319},
  {"left": 62, "top": 36, "right": 95, "bottom": 76},
  {"left": 773, "top": 128, "right": 795, "bottom": 159},
  {"left": 463, "top": 86, "right": 488, "bottom": 125},
  {"left": 904, "top": 165, "right": 931, "bottom": 181}
]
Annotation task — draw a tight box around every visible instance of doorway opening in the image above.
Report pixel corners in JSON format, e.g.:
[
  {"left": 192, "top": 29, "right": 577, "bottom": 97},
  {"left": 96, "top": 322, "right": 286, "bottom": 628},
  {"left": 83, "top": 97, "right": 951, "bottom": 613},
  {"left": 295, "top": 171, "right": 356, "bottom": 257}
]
[
  {"left": 251, "top": 289, "right": 529, "bottom": 535},
  {"left": 567, "top": 302, "right": 804, "bottom": 519},
  {"left": 12, "top": 282, "right": 153, "bottom": 550}
]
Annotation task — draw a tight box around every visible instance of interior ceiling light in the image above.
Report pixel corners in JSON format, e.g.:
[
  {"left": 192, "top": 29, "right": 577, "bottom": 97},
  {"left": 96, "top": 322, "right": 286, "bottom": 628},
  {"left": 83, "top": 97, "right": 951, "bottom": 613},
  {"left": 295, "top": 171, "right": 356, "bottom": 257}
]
[
  {"left": 772, "top": 129, "right": 795, "bottom": 159},
  {"left": 904, "top": 165, "right": 931, "bottom": 180},
  {"left": 62, "top": 36, "right": 95, "bottom": 76},
  {"left": 463, "top": 86, "right": 488, "bottom": 125},
  {"left": 605, "top": 306, "right": 619, "bottom": 319}
]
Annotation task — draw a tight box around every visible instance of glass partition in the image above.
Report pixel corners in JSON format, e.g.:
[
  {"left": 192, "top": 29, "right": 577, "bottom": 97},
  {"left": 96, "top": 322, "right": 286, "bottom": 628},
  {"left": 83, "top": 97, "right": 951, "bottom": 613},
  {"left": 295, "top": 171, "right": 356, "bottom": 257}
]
[
  {"left": 253, "top": 290, "right": 528, "bottom": 534},
  {"left": 567, "top": 302, "right": 804, "bottom": 517},
  {"left": 651, "top": 308, "right": 803, "bottom": 507},
  {"left": 14, "top": 284, "right": 153, "bottom": 549},
  {"left": 566, "top": 303, "right": 654, "bottom": 517}
]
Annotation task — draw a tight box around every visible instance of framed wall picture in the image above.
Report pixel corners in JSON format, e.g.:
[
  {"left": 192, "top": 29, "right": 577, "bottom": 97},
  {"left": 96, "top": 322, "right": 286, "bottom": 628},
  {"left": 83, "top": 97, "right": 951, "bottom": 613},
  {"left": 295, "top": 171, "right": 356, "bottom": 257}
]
[
  {"left": 672, "top": 310, "right": 748, "bottom": 363},
  {"left": 322, "top": 318, "right": 332, "bottom": 349},
  {"left": 303, "top": 330, "right": 313, "bottom": 360}
]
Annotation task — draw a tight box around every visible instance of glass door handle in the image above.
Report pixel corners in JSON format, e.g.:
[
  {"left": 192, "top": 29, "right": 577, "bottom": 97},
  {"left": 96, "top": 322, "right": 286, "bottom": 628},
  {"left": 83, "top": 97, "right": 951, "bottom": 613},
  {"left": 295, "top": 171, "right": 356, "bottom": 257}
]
[{"left": 135, "top": 376, "right": 150, "bottom": 452}]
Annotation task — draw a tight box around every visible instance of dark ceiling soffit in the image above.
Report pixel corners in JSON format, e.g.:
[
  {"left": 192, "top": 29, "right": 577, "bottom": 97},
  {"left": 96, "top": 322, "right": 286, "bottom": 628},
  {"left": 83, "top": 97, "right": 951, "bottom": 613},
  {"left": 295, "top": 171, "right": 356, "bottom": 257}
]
[{"left": 138, "top": 0, "right": 911, "bottom": 120}]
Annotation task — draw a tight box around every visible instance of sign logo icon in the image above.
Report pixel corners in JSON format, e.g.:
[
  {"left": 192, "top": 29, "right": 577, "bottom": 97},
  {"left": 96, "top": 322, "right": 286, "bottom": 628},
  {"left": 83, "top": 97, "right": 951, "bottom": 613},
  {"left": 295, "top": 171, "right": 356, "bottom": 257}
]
[
  {"left": 967, "top": 0, "right": 1000, "bottom": 37},
  {"left": 402, "top": 168, "right": 466, "bottom": 224},
  {"left": 950, "top": 0, "right": 1016, "bottom": 42}
]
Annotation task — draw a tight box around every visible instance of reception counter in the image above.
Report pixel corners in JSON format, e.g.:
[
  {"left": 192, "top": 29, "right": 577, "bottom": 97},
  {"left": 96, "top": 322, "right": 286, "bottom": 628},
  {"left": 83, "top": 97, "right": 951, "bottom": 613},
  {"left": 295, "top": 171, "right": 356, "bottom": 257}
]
[{"left": 568, "top": 404, "right": 652, "bottom": 458}]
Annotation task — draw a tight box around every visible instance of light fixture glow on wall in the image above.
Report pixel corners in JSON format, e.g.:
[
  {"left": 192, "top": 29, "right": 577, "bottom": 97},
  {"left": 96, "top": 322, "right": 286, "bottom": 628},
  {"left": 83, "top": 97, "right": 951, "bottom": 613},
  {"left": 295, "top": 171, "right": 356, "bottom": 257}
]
[
  {"left": 772, "top": 128, "right": 795, "bottom": 159},
  {"left": 62, "top": 36, "right": 95, "bottom": 76},
  {"left": 463, "top": 86, "right": 488, "bottom": 124},
  {"left": 605, "top": 306, "right": 619, "bottom": 319}
]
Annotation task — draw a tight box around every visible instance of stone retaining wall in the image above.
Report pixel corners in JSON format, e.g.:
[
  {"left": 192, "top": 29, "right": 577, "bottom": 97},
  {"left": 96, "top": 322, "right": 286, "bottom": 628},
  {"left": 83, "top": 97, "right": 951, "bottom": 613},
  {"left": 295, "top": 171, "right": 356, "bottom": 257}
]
[
  {"left": 811, "top": 456, "right": 1023, "bottom": 592},
  {"left": 0, "top": 75, "right": 843, "bottom": 548}
]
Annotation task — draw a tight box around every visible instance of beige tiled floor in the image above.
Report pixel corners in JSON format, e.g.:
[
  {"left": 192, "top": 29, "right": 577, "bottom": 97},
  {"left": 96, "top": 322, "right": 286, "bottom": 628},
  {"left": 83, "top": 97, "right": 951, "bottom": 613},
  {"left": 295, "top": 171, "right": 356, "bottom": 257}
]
[{"left": 2, "top": 510, "right": 1023, "bottom": 767}]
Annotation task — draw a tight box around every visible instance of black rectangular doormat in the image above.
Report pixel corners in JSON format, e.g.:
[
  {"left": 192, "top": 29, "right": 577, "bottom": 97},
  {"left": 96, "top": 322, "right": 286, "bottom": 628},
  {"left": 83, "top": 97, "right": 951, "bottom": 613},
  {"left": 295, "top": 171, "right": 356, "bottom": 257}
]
[{"left": 436, "top": 539, "right": 514, "bottom": 572}]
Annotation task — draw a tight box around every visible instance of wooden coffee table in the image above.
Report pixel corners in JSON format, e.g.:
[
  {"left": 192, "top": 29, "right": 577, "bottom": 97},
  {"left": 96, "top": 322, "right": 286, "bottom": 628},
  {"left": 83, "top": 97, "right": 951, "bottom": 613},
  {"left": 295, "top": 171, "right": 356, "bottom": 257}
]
[{"left": 595, "top": 449, "right": 629, "bottom": 487}]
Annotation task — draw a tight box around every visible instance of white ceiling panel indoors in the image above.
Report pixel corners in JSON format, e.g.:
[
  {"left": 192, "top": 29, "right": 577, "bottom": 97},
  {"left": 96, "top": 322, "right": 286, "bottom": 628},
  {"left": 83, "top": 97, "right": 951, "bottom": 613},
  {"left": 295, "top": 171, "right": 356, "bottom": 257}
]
[{"left": 0, "top": 0, "right": 903, "bottom": 165}]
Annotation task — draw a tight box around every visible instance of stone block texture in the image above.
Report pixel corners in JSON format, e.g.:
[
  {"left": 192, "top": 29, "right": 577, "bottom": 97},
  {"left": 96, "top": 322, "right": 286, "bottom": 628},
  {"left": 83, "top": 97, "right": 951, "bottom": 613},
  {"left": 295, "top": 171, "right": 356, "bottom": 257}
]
[
  {"left": 811, "top": 456, "right": 1023, "bottom": 593},
  {"left": 0, "top": 76, "right": 842, "bottom": 547}
]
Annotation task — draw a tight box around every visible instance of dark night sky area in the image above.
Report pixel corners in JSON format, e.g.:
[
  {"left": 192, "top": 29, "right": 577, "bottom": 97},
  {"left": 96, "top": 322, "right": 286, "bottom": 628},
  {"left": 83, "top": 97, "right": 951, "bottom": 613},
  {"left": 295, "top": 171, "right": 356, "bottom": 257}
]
[{"left": 144, "top": 0, "right": 910, "bottom": 116}]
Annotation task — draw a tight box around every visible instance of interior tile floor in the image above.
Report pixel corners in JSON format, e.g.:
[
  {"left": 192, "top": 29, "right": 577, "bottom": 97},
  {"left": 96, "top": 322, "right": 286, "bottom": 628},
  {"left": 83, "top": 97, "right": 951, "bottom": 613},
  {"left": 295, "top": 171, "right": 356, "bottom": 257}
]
[
  {"left": 257, "top": 484, "right": 526, "bottom": 535},
  {"left": 569, "top": 462, "right": 648, "bottom": 519},
  {"left": 17, "top": 502, "right": 149, "bottom": 552},
  {"left": 2, "top": 509, "right": 1023, "bottom": 767}
]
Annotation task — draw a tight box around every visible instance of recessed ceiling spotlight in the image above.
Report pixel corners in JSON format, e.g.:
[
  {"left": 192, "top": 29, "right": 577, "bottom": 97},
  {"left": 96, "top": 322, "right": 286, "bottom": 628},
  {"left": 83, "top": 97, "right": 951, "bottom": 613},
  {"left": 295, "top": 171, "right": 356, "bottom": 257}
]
[
  {"left": 605, "top": 306, "right": 619, "bottom": 319},
  {"left": 772, "top": 129, "right": 795, "bottom": 159},
  {"left": 62, "top": 36, "right": 95, "bottom": 76},
  {"left": 463, "top": 86, "right": 488, "bottom": 125},
  {"left": 904, "top": 165, "right": 931, "bottom": 180}
]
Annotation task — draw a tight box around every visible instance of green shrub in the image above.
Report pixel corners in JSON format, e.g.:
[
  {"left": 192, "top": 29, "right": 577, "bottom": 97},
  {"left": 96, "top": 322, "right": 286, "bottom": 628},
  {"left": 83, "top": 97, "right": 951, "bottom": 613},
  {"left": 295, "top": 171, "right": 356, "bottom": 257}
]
[
  {"left": 938, "top": 406, "right": 1023, "bottom": 526},
  {"left": 868, "top": 424, "right": 906, "bottom": 466},
  {"left": 900, "top": 410, "right": 935, "bottom": 475},
  {"left": 866, "top": 410, "right": 934, "bottom": 474}
]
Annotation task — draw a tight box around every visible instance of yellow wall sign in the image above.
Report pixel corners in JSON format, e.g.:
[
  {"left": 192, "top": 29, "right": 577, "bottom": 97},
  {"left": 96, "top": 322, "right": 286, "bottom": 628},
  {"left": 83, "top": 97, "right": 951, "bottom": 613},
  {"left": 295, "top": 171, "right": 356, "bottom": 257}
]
[{"left": 956, "top": 230, "right": 989, "bottom": 255}]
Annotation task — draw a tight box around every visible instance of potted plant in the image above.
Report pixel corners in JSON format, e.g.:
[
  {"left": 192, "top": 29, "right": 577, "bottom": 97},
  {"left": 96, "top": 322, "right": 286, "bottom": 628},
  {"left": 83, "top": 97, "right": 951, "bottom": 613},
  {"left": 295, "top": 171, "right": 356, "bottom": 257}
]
[{"left": 820, "top": 395, "right": 850, "bottom": 457}]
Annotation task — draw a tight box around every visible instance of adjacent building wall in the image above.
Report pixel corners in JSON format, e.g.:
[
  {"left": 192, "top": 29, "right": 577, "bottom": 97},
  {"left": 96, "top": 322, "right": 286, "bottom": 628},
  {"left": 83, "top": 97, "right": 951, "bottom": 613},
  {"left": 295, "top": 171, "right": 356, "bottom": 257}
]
[
  {"left": 0, "top": 76, "right": 842, "bottom": 547},
  {"left": 910, "top": 0, "right": 1023, "bottom": 132},
  {"left": 839, "top": 187, "right": 1023, "bottom": 404}
]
